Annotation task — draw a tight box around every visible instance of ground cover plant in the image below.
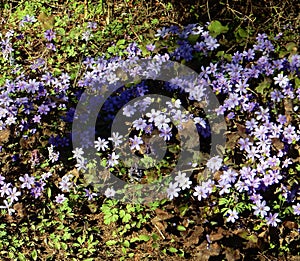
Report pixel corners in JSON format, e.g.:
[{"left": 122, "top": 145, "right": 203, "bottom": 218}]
[{"left": 0, "top": 0, "right": 299, "bottom": 260}]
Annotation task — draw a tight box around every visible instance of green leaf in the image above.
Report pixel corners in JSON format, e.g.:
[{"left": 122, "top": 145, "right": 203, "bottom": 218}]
[
  {"left": 138, "top": 234, "right": 151, "bottom": 242},
  {"left": 285, "top": 42, "right": 297, "bottom": 52},
  {"left": 208, "top": 20, "right": 228, "bottom": 37},
  {"left": 18, "top": 253, "right": 26, "bottom": 261},
  {"left": 106, "top": 240, "right": 117, "bottom": 246},
  {"left": 237, "top": 28, "right": 248, "bottom": 38},
  {"left": 177, "top": 225, "right": 186, "bottom": 232},
  {"left": 130, "top": 237, "right": 140, "bottom": 243},
  {"left": 117, "top": 39, "right": 126, "bottom": 46},
  {"left": 187, "top": 34, "right": 199, "bottom": 44},
  {"left": 219, "top": 198, "right": 228, "bottom": 206},
  {"left": 123, "top": 240, "right": 130, "bottom": 248},
  {"left": 152, "top": 233, "right": 159, "bottom": 241},
  {"left": 169, "top": 247, "right": 178, "bottom": 253},
  {"left": 255, "top": 78, "right": 271, "bottom": 95},
  {"left": 295, "top": 77, "right": 300, "bottom": 89},
  {"left": 55, "top": 242, "right": 61, "bottom": 250},
  {"left": 31, "top": 249, "right": 38, "bottom": 261},
  {"left": 47, "top": 187, "right": 51, "bottom": 198},
  {"left": 121, "top": 213, "right": 131, "bottom": 223}
]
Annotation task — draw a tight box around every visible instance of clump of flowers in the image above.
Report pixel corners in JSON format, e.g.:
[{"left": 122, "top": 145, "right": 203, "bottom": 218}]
[{"left": 0, "top": 13, "right": 299, "bottom": 240}]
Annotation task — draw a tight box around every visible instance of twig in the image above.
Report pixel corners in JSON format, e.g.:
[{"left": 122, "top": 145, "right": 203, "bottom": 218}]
[
  {"left": 206, "top": 0, "right": 211, "bottom": 22},
  {"left": 153, "top": 223, "right": 165, "bottom": 240}
]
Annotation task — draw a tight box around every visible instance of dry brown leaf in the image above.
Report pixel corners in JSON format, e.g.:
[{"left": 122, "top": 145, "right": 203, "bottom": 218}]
[
  {"left": 272, "top": 138, "right": 284, "bottom": 151},
  {"left": 224, "top": 247, "right": 241, "bottom": 261},
  {"left": 284, "top": 98, "right": 293, "bottom": 124},
  {"left": 13, "top": 202, "right": 26, "bottom": 219},
  {"left": 225, "top": 132, "right": 240, "bottom": 149},
  {"left": 154, "top": 208, "right": 173, "bottom": 221},
  {"left": 195, "top": 241, "right": 221, "bottom": 259},
  {"left": 184, "top": 226, "right": 204, "bottom": 247},
  {"left": 0, "top": 128, "right": 10, "bottom": 144},
  {"left": 209, "top": 231, "right": 224, "bottom": 241}
]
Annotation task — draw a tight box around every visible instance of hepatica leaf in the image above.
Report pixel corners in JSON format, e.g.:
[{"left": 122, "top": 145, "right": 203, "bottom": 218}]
[
  {"left": 38, "top": 12, "right": 55, "bottom": 30},
  {"left": 208, "top": 20, "right": 229, "bottom": 37},
  {"left": 255, "top": 78, "right": 271, "bottom": 97}
]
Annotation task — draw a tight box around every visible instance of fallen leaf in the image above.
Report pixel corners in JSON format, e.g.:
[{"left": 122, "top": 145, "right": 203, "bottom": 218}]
[
  {"left": 0, "top": 128, "right": 10, "bottom": 144},
  {"left": 184, "top": 226, "right": 204, "bottom": 247},
  {"left": 224, "top": 247, "right": 241, "bottom": 261},
  {"left": 154, "top": 208, "right": 173, "bottom": 221}
]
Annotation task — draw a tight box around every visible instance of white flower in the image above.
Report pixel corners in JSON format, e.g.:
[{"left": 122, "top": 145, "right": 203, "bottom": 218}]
[
  {"left": 154, "top": 114, "right": 170, "bottom": 130},
  {"left": 41, "top": 171, "right": 52, "bottom": 180},
  {"left": 107, "top": 152, "right": 119, "bottom": 167},
  {"left": 75, "top": 157, "right": 87, "bottom": 171},
  {"left": 193, "top": 185, "right": 209, "bottom": 201},
  {"left": 72, "top": 147, "right": 84, "bottom": 159},
  {"left": 166, "top": 182, "right": 180, "bottom": 200},
  {"left": 104, "top": 187, "right": 116, "bottom": 198},
  {"left": 226, "top": 209, "right": 238, "bottom": 223},
  {"left": 94, "top": 137, "right": 109, "bottom": 151},
  {"left": 48, "top": 145, "right": 59, "bottom": 163},
  {"left": 146, "top": 109, "right": 160, "bottom": 122},
  {"left": 7, "top": 187, "right": 21, "bottom": 203},
  {"left": 123, "top": 105, "right": 136, "bottom": 117},
  {"left": 206, "top": 156, "right": 223, "bottom": 172},
  {"left": 274, "top": 73, "right": 289, "bottom": 87},
  {"left": 174, "top": 99, "right": 181, "bottom": 108},
  {"left": 193, "top": 117, "right": 206, "bottom": 128},
  {"left": 175, "top": 171, "right": 191, "bottom": 190},
  {"left": 0, "top": 183, "right": 12, "bottom": 197},
  {"left": 82, "top": 30, "right": 91, "bottom": 41},
  {"left": 59, "top": 179, "right": 72, "bottom": 192},
  {"left": 0, "top": 200, "right": 15, "bottom": 215},
  {"left": 108, "top": 132, "right": 124, "bottom": 147}
]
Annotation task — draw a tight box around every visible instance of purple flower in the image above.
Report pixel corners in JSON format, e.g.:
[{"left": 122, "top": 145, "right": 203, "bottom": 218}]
[
  {"left": 239, "top": 137, "right": 252, "bottom": 151},
  {"left": 84, "top": 189, "right": 97, "bottom": 200},
  {"left": 129, "top": 135, "right": 143, "bottom": 151},
  {"left": 159, "top": 126, "right": 172, "bottom": 141},
  {"left": 55, "top": 194, "right": 67, "bottom": 204},
  {"left": 44, "top": 29, "right": 56, "bottom": 41},
  {"left": 292, "top": 203, "right": 300, "bottom": 215},
  {"left": 155, "top": 27, "right": 169, "bottom": 38},
  {"left": 146, "top": 44, "right": 155, "bottom": 52},
  {"left": 19, "top": 174, "right": 35, "bottom": 189},
  {"left": 132, "top": 118, "right": 147, "bottom": 131},
  {"left": 0, "top": 175, "right": 5, "bottom": 185},
  {"left": 38, "top": 104, "right": 50, "bottom": 115},
  {"left": 266, "top": 213, "right": 281, "bottom": 227},
  {"left": 253, "top": 200, "right": 270, "bottom": 217},
  {"left": 46, "top": 42, "right": 56, "bottom": 51}
]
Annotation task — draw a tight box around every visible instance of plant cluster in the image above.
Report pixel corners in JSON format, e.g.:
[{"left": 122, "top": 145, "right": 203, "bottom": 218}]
[{"left": 0, "top": 1, "right": 299, "bottom": 259}]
